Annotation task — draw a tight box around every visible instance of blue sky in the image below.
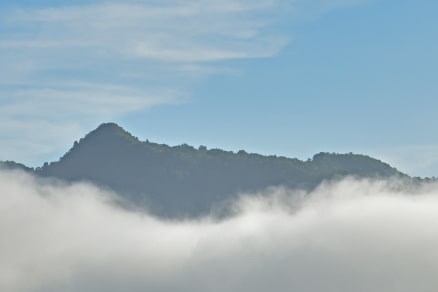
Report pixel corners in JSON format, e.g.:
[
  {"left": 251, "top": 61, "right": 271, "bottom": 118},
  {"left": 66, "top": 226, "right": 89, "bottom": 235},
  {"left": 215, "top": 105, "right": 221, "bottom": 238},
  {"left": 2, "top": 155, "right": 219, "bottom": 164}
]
[{"left": 0, "top": 0, "right": 437, "bottom": 176}]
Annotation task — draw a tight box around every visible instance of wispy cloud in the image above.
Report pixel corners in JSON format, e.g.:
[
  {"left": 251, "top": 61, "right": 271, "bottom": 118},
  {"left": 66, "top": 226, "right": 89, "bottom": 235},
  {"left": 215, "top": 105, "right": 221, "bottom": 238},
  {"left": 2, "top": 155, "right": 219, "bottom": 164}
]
[
  {"left": 0, "top": 0, "right": 287, "bottom": 161},
  {"left": 0, "top": 82, "right": 181, "bottom": 165},
  {"left": 0, "top": 84, "right": 180, "bottom": 119},
  {"left": 0, "top": 0, "right": 374, "bottom": 165},
  {"left": 2, "top": 0, "right": 286, "bottom": 62},
  {"left": 0, "top": 120, "right": 83, "bottom": 166},
  {"left": 0, "top": 0, "right": 288, "bottom": 164}
]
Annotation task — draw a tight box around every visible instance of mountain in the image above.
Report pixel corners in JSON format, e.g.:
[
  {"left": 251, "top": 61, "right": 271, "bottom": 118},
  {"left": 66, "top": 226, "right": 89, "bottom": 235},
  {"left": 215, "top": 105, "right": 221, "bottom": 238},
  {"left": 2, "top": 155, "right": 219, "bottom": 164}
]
[
  {"left": 0, "top": 161, "right": 33, "bottom": 172},
  {"left": 28, "top": 123, "right": 406, "bottom": 218}
]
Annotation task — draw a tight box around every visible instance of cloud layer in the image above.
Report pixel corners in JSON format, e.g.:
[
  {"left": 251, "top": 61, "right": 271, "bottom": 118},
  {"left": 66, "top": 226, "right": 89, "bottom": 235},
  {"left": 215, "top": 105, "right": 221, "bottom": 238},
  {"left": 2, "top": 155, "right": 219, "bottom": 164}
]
[{"left": 2, "top": 170, "right": 438, "bottom": 292}]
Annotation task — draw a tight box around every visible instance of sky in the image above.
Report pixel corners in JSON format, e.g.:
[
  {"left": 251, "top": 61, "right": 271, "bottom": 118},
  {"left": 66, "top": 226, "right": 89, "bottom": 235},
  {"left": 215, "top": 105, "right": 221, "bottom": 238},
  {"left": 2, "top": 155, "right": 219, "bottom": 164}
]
[{"left": 0, "top": 0, "right": 437, "bottom": 177}]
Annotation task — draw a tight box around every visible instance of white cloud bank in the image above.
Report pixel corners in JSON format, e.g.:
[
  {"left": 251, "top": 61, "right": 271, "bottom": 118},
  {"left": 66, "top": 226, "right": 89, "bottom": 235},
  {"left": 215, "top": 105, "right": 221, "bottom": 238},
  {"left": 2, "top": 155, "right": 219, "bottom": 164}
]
[{"left": 1, "top": 170, "right": 438, "bottom": 292}]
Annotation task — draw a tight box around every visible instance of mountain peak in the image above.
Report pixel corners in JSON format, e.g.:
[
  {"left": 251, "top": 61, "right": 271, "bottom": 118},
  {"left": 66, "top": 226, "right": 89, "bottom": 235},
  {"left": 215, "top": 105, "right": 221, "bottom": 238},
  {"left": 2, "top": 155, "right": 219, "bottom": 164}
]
[
  {"left": 95, "top": 122, "right": 124, "bottom": 132},
  {"left": 92, "top": 122, "right": 133, "bottom": 137},
  {"left": 51, "top": 123, "right": 140, "bottom": 166},
  {"left": 36, "top": 123, "right": 409, "bottom": 217},
  {"left": 80, "top": 122, "right": 140, "bottom": 145}
]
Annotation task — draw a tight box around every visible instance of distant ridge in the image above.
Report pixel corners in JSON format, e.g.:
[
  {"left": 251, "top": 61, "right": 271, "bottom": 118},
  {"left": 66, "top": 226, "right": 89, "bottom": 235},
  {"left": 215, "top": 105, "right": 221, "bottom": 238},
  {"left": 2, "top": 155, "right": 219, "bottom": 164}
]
[{"left": 2, "top": 123, "right": 407, "bottom": 217}]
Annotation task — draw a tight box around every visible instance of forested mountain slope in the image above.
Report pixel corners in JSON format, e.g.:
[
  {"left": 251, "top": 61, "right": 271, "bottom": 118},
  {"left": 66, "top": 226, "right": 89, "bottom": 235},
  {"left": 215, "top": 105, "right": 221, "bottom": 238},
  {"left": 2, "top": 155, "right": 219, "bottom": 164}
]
[{"left": 25, "top": 123, "right": 406, "bottom": 217}]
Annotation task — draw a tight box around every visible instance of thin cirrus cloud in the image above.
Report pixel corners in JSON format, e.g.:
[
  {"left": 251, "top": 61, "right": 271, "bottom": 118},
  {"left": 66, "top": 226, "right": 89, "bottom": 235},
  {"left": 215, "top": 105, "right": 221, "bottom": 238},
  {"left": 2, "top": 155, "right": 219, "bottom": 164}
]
[
  {"left": 1, "top": 170, "right": 438, "bottom": 292},
  {"left": 0, "top": 0, "right": 375, "bottom": 165},
  {"left": 2, "top": 0, "right": 286, "bottom": 63},
  {"left": 0, "top": 0, "right": 288, "bottom": 165},
  {"left": 0, "top": 0, "right": 286, "bottom": 100},
  {"left": 0, "top": 80, "right": 180, "bottom": 165}
]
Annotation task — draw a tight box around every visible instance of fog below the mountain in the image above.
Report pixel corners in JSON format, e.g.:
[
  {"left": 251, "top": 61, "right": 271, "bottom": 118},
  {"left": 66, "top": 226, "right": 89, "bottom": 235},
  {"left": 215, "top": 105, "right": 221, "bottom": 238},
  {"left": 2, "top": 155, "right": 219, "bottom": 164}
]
[{"left": 1, "top": 169, "right": 438, "bottom": 292}]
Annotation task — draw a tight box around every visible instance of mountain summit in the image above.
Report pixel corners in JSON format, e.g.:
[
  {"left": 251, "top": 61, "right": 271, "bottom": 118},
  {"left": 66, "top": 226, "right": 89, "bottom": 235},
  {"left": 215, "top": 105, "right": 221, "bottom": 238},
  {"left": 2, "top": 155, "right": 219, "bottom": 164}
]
[{"left": 29, "top": 123, "right": 406, "bottom": 217}]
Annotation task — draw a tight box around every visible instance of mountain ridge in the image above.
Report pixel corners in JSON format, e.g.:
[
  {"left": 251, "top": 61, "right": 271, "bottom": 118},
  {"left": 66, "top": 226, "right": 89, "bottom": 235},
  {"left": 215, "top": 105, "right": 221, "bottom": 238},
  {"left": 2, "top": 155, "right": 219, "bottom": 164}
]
[{"left": 2, "top": 122, "right": 410, "bottom": 217}]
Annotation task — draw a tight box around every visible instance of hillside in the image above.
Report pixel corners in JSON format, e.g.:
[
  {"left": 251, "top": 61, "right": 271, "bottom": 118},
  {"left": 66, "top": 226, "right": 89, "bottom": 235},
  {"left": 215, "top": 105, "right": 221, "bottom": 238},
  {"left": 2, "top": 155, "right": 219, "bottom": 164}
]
[{"left": 27, "top": 123, "right": 406, "bottom": 217}]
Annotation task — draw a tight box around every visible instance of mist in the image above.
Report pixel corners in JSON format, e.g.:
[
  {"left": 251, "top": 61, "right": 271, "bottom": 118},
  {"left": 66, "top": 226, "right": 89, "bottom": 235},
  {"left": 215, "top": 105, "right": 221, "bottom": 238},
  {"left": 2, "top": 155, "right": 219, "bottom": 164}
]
[{"left": 1, "top": 170, "right": 438, "bottom": 292}]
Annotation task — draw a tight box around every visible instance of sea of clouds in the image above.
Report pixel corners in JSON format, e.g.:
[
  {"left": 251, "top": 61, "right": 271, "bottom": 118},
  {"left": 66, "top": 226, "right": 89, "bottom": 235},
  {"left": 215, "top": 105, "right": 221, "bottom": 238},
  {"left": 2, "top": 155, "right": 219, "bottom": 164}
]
[{"left": 1, "top": 169, "right": 438, "bottom": 292}]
